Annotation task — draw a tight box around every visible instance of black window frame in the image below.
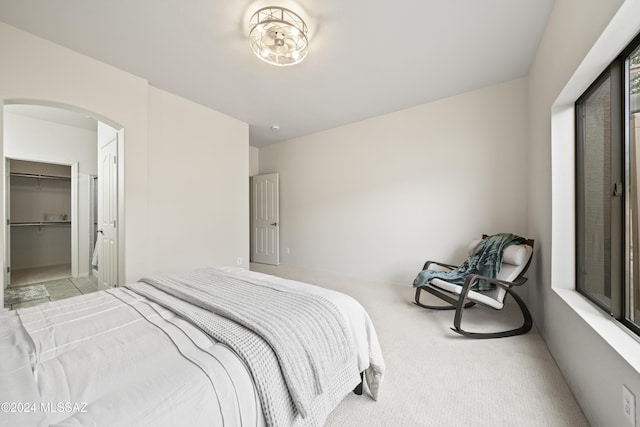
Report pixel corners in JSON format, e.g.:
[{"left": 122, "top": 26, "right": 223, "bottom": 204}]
[{"left": 575, "top": 31, "right": 640, "bottom": 337}]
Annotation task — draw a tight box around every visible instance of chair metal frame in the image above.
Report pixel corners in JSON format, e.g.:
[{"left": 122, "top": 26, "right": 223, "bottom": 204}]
[{"left": 413, "top": 238, "right": 534, "bottom": 339}]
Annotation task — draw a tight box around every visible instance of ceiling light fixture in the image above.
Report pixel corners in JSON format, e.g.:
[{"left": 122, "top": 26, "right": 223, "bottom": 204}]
[{"left": 248, "top": 6, "right": 309, "bottom": 66}]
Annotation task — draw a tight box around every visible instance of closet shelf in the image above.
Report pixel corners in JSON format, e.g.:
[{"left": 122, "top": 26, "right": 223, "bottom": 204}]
[
  {"left": 10, "top": 221, "right": 71, "bottom": 227},
  {"left": 10, "top": 172, "right": 71, "bottom": 181}
]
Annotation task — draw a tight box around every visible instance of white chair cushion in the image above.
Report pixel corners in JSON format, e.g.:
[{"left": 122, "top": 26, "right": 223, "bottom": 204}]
[
  {"left": 503, "top": 245, "right": 528, "bottom": 266},
  {"left": 467, "top": 240, "right": 529, "bottom": 266},
  {"left": 430, "top": 278, "right": 505, "bottom": 309},
  {"left": 429, "top": 243, "right": 533, "bottom": 308},
  {"left": 498, "top": 245, "right": 532, "bottom": 281}
]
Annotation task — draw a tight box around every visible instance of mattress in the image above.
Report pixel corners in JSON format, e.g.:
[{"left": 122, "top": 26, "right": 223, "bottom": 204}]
[{"left": 0, "top": 267, "right": 384, "bottom": 427}]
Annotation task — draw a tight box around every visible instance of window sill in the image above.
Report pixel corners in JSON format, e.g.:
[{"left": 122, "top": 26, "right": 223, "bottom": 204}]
[{"left": 553, "top": 287, "right": 640, "bottom": 373}]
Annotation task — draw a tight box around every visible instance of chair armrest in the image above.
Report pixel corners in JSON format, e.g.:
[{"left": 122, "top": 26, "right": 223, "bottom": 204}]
[
  {"left": 423, "top": 260, "right": 459, "bottom": 271},
  {"left": 458, "top": 274, "right": 528, "bottom": 301}
]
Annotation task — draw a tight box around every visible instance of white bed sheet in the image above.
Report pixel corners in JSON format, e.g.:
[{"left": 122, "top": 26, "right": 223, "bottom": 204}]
[{"left": 0, "top": 267, "right": 384, "bottom": 427}]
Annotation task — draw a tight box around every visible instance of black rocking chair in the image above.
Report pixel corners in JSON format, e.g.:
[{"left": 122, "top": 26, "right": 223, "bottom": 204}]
[{"left": 413, "top": 236, "right": 534, "bottom": 339}]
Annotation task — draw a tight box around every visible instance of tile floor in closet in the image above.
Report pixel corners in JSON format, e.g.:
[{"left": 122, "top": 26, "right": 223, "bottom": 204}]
[{"left": 4, "top": 264, "right": 102, "bottom": 310}]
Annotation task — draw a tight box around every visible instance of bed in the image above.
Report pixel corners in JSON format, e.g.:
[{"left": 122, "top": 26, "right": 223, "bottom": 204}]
[{"left": 0, "top": 266, "right": 385, "bottom": 427}]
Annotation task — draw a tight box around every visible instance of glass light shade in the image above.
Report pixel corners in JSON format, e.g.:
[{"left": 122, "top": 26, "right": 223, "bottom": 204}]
[{"left": 249, "top": 7, "right": 309, "bottom": 66}]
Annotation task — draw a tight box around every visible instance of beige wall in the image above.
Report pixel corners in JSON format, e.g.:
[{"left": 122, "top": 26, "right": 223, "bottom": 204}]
[
  {"left": 0, "top": 23, "right": 249, "bottom": 292},
  {"left": 528, "top": 0, "right": 640, "bottom": 426},
  {"left": 249, "top": 146, "right": 260, "bottom": 177},
  {"left": 0, "top": 22, "right": 149, "bottom": 285},
  {"left": 147, "top": 87, "right": 249, "bottom": 273},
  {"left": 259, "top": 78, "right": 529, "bottom": 284}
]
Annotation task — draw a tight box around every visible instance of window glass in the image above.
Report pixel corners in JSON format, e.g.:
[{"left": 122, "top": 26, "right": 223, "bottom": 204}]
[
  {"left": 577, "top": 74, "right": 612, "bottom": 310},
  {"left": 576, "top": 34, "right": 640, "bottom": 335},
  {"left": 628, "top": 44, "right": 640, "bottom": 325}
]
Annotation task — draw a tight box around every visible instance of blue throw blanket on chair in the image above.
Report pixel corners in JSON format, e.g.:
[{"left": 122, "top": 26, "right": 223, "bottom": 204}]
[{"left": 413, "top": 233, "right": 526, "bottom": 291}]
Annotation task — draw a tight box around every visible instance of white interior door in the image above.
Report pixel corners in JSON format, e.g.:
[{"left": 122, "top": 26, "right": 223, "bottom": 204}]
[
  {"left": 97, "top": 131, "right": 118, "bottom": 287},
  {"left": 251, "top": 173, "right": 279, "bottom": 265},
  {"left": 4, "top": 158, "right": 10, "bottom": 287}
]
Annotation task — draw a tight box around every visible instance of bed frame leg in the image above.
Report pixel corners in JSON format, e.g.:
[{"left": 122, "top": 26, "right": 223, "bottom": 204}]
[{"left": 353, "top": 372, "right": 364, "bottom": 395}]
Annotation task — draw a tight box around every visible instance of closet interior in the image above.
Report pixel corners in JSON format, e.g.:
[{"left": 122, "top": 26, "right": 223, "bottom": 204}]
[{"left": 8, "top": 159, "right": 72, "bottom": 286}]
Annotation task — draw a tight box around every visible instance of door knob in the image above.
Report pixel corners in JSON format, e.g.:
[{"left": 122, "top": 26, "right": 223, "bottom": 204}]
[
  {"left": 271, "top": 222, "right": 278, "bottom": 226},
  {"left": 97, "top": 229, "right": 104, "bottom": 234}
]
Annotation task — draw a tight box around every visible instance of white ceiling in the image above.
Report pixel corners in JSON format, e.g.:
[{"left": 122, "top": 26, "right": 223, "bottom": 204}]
[{"left": 0, "top": 0, "right": 555, "bottom": 146}]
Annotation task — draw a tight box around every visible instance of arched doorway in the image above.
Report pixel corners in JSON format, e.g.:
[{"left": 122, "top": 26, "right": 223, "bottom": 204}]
[{"left": 2, "top": 101, "right": 122, "bottom": 308}]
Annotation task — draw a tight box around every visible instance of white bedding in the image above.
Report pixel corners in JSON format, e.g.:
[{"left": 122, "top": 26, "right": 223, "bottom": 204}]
[{"left": 0, "top": 267, "right": 384, "bottom": 427}]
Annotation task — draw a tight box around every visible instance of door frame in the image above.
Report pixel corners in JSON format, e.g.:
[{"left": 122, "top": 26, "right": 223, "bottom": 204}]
[{"left": 1, "top": 100, "right": 125, "bottom": 292}]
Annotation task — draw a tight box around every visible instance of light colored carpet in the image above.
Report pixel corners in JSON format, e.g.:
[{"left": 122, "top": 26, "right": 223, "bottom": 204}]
[
  {"left": 4, "top": 284, "right": 49, "bottom": 305},
  {"left": 250, "top": 263, "right": 589, "bottom": 427}
]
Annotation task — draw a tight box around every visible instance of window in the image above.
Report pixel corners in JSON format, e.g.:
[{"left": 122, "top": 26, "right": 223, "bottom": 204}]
[{"left": 576, "top": 33, "right": 640, "bottom": 336}]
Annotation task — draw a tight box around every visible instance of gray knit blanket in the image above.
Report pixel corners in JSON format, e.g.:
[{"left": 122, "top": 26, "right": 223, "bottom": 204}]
[
  {"left": 413, "top": 233, "right": 526, "bottom": 291},
  {"left": 127, "top": 268, "right": 360, "bottom": 426}
]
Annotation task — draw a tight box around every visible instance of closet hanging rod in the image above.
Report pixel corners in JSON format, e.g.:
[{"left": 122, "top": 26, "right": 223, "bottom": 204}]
[
  {"left": 10, "top": 221, "right": 71, "bottom": 227},
  {"left": 10, "top": 172, "right": 71, "bottom": 181}
]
